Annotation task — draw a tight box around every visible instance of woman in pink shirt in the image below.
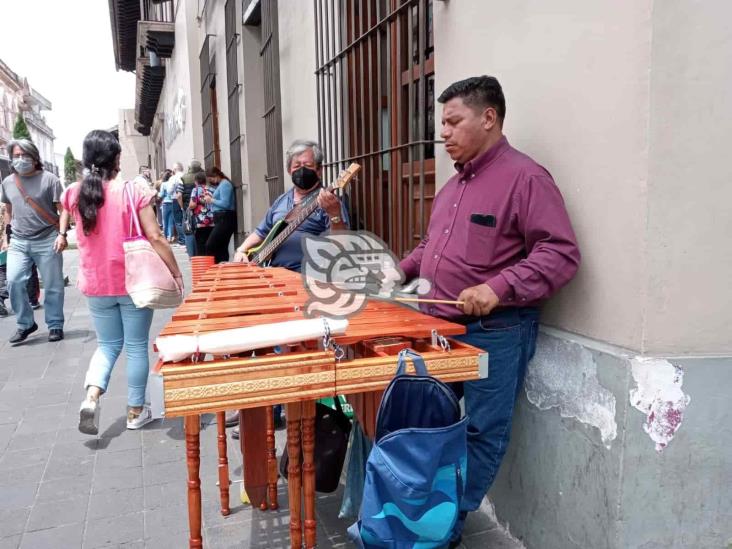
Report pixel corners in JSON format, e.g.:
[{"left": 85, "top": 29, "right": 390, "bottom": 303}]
[{"left": 59, "top": 130, "right": 182, "bottom": 434}]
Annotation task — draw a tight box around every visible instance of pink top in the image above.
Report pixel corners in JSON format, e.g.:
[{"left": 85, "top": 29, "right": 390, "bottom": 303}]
[{"left": 61, "top": 180, "right": 155, "bottom": 296}]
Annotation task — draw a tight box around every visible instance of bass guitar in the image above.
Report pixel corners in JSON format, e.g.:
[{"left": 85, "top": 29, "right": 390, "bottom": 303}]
[{"left": 246, "top": 163, "right": 361, "bottom": 266}]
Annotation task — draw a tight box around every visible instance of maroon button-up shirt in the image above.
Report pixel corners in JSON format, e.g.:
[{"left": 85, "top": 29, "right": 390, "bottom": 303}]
[{"left": 400, "top": 136, "right": 580, "bottom": 320}]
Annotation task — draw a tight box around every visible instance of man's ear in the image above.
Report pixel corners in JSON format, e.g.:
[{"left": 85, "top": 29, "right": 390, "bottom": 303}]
[{"left": 482, "top": 107, "right": 498, "bottom": 132}]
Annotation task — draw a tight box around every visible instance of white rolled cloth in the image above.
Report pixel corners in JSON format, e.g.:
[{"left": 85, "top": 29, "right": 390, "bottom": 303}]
[{"left": 155, "top": 317, "right": 348, "bottom": 362}]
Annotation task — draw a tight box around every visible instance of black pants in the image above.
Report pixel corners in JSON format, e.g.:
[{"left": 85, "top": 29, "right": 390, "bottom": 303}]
[
  {"left": 0, "top": 262, "right": 39, "bottom": 303},
  {"left": 194, "top": 227, "right": 214, "bottom": 257},
  {"left": 206, "top": 210, "right": 236, "bottom": 263}
]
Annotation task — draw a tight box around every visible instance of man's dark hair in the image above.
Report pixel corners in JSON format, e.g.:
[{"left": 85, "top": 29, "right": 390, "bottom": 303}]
[
  {"left": 194, "top": 171, "right": 207, "bottom": 185},
  {"left": 438, "top": 75, "right": 506, "bottom": 122}
]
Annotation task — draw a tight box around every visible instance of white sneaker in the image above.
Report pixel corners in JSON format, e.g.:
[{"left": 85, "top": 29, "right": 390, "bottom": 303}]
[
  {"left": 126, "top": 405, "right": 154, "bottom": 430},
  {"left": 78, "top": 398, "right": 100, "bottom": 435}
]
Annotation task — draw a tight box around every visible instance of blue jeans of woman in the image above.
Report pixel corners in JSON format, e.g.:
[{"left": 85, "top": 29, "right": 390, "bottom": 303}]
[
  {"left": 161, "top": 202, "right": 175, "bottom": 239},
  {"left": 84, "top": 295, "right": 154, "bottom": 407},
  {"left": 7, "top": 232, "right": 65, "bottom": 331},
  {"left": 450, "top": 307, "right": 539, "bottom": 537}
]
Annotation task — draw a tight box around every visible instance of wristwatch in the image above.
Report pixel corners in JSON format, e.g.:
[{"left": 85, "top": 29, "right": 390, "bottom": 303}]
[
  {"left": 59, "top": 231, "right": 68, "bottom": 238},
  {"left": 329, "top": 215, "right": 342, "bottom": 224}
]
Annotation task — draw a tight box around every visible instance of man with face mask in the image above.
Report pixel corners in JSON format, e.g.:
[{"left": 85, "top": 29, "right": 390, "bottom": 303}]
[
  {"left": 228, "top": 139, "right": 349, "bottom": 434},
  {"left": 233, "top": 139, "right": 349, "bottom": 271},
  {"left": 0, "top": 139, "right": 66, "bottom": 344}
]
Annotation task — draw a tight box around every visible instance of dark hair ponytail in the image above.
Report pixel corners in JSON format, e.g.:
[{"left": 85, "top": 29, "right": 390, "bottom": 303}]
[
  {"left": 206, "top": 166, "right": 229, "bottom": 181},
  {"left": 79, "top": 130, "right": 121, "bottom": 235}
]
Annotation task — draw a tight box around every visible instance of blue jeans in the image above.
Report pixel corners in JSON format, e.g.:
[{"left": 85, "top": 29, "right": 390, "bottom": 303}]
[
  {"left": 184, "top": 233, "right": 196, "bottom": 257},
  {"left": 7, "top": 232, "right": 65, "bottom": 330},
  {"left": 161, "top": 202, "right": 175, "bottom": 239},
  {"left": 452, "top": 307, "right": 539, "bottom": 525},
  {"left": 84, "top": 295, "right": 154, "bottom": 407},
  {"left": 172, "top": 202, "right": 185, "bottom": 245}
]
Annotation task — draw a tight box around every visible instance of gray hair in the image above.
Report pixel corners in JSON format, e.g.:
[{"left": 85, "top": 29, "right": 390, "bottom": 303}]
[
  {"left": 173, "top": 161, "right": 184, "bottom": 172},
  {"left": 285, "top": 139, "right": 324, "bottom": 170},
  {"left": 189, "top": 160, "right": 203, "bottom": 172},
  {"left": 7, "top": 139, "right": 43, "bottom": 171}
]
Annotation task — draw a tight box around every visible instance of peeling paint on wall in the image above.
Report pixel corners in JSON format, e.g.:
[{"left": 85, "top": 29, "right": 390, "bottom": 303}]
[
  {"left": 629, "top": 357, "right": 691, "bottom": 452},
  {"left": 525, "top": 335, "right": 617, "bottom": 447}
]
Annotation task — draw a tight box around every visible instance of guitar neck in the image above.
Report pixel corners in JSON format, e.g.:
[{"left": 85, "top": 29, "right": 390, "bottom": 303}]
[{"left": 255, "top": 187, "right": 331, "bottom": 264}]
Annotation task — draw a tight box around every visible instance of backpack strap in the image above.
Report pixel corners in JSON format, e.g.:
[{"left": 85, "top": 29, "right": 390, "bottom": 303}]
[{"left": 396, "top": 349, "right": 428, "bottom": 376}]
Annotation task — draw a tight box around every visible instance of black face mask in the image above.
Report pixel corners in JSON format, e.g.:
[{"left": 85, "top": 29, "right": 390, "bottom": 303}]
[{"left": 291, "top": 166, "right": 320, "bottom": 190}]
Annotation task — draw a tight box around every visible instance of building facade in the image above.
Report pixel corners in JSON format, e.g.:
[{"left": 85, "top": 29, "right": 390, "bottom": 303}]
[
  {"left": 108, "top": 2, "right": 731, "bottom": 547},
  {"left": 0, "top": 58, "right": 58, "bottom": 178}
]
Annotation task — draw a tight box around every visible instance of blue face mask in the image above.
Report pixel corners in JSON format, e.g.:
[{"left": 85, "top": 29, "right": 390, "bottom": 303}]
[{"left": 12, "top": 158, "right": 34, "bottom": 175}]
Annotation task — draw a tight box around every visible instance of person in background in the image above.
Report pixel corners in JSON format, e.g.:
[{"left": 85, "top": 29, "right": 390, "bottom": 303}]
[
  {"left": 0, "top": 139, "right": 66, "bottom": 344},
  {"left": 60, "top": 130, "right": 182, "bottom": 434},
  {"left": 189, "top": 171, "right": 215, "bottom": 256},
  {"left": 176, "top": 160, "right": 204, "bottom": 257},
  {"left": 158, "top": 169, "right": 176, "bottom": 243},
  {"left": 169, "top": 162, "right": 186, "bottom": 247},
  {"left": 399, "top": 76, "right": 580, "bottom": 547},
  {"left": 0, "top": 203, "right": 41, "bottom": 316},
  {"left": 202, "top": 167, "right": 236, "bottom": 263}
]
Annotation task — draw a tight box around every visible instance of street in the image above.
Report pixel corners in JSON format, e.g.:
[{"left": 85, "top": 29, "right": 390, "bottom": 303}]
[{"left": 0, "top": 248, "right": 518, "bottom": 549}]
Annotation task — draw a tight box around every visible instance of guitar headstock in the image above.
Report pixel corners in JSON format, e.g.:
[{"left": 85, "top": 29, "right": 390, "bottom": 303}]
[{"left": 331, "top": 163, "right": 361, "bottom": 191}]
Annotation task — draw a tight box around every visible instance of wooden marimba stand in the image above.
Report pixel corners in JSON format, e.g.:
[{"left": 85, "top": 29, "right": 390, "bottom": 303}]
[{"left": 154, "top": 263, "right": 487, "bottom": 548}]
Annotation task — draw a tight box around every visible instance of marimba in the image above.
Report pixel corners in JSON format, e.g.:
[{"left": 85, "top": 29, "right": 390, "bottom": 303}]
[{"left": 153, "top": 262, "right": 487, "bottom": 548}]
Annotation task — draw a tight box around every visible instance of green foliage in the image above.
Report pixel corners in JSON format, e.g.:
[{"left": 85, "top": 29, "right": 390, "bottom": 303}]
[
  {"left": 12, "top": 114, "right": 32, "bottom": 141},
  {"left": 63, "top": 147, "right": 77, "bottom": 184}
]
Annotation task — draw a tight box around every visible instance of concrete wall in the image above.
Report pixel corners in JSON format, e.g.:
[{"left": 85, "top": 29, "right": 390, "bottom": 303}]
[
  {"left": 491, "top": 331, "right": 732, "bottom": 549},
  {"left": 431, "top": 2, "right": 732, "bottom": 547},
  {"left": 240, "top": 22, "right": 269, "bottom": 234},
  {"left": 643, "top": 1, "right": 732, "bottom": 355},
  {"left": 433, "top": 0, "right": 653, "bottom": 351},
  {"left": 117, "top": 109, "right": 150, "bottom": 182},
  {"left": 278, "top": 0, "right": 319, "bottom": 182},
  {"left": 158, "top": 0, "right": 204, "bottom": 170}
]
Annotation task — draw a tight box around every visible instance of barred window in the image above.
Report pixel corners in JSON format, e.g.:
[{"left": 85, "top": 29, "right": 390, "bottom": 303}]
[{"left": 315, "top": 0, "right": 436, "bottom": 258}]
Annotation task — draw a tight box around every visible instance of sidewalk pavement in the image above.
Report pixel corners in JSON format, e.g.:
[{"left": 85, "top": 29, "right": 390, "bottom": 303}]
[{"left": 0, "top": 247, "right": 519, "bottom": 549}]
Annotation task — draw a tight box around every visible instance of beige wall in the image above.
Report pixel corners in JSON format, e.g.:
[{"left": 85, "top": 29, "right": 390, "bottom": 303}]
[
  {"left": 278, "top": 1, "right": 319, "bottom": 184},
  {"left": 117, "top": 109, "right": 150, "bottom": 182},
  {"left": 643, "top": 1, "right": 732, "bottom": 354},
  {"left": 434, "top": 1, "right": 654, "bottom": 351},
  {"left": 156, "top": 0, "right": 204, "bottom": 171},
  {"left": 433, "top": 1, "right": 732, "bottom": 355}
]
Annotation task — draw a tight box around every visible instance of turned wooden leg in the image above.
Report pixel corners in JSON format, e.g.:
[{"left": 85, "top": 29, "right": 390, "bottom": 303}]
[
  {"left": 301, "top": 400, "right": 317, "bottom": 548},
  {"left": 266, "top": 405, "right": 279, "bottom": 510},
  {"left": 184, "top": 415, "right": 203, "bottom": 549},
  {"left": 216, "top": 411, "right": 230, "bottom": 516},
  {"left": 286, "top": 402, "right": 303, "bottom": 549}
]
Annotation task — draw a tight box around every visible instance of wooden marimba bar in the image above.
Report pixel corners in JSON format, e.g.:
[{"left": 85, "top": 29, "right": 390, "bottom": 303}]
[{"left": 155, "top": 263, "right": 487, "bottom": 548}]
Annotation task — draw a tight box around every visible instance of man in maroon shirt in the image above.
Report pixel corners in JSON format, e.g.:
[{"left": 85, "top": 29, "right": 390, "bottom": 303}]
[{"left": 400, "top": 76, "right": 580, "bottom": 546}]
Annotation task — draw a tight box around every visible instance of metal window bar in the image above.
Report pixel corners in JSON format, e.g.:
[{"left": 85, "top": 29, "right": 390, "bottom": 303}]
[
  {"left": 200, "top": 35, "right": 216, "bottom": 170},
  {"left": 315, "top": 0, "right": 436, "bottom": 258}
]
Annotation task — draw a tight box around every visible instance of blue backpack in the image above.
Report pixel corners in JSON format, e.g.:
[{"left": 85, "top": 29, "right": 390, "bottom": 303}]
[{"left": 348, "top": 349, "right": 468, "bottom": 548}]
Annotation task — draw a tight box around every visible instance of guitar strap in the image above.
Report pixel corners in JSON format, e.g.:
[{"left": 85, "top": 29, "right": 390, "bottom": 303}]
[{"left": 283, "top": 184, "right": 323, "bottom": 223}]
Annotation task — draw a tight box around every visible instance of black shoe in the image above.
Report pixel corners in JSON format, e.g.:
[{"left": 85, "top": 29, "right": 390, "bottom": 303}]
[
  {"left": 48, "top": 329, "right": 64, "bottom": 342},
  {"left": 30, "top": 301, "right": 41, "bottom": 310},
  {"left": 448, "top": 538, "right": 463, "bottom": 549},
  {"left": 63, "top": 276, "right": 70, "bottom": 287},
  {"left": 0, "top": 302, "right": 8, "bottom": 317},
  {"left": 9, "top": 322, "right": 38, "bottom": 344},
  {"left": 225, "top": 410, "right": 240, "bottom": 427},
  {"left": 231, "top": 426, "right": 240, "bottom": 440}
]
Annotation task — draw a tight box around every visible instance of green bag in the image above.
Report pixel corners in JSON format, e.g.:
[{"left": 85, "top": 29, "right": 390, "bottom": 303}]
[{"left": 318, "top": 395, "right": 354, "bottom": 419}]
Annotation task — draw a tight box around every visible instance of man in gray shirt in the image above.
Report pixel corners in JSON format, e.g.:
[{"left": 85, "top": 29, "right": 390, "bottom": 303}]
[{"left": 1, "top": 139, "right": 67, "bottom": 344}]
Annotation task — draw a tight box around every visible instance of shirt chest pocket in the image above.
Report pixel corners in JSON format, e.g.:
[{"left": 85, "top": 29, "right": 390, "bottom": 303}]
[{"left": 464, "top": 214, "right": 498, "bottom": 266}]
